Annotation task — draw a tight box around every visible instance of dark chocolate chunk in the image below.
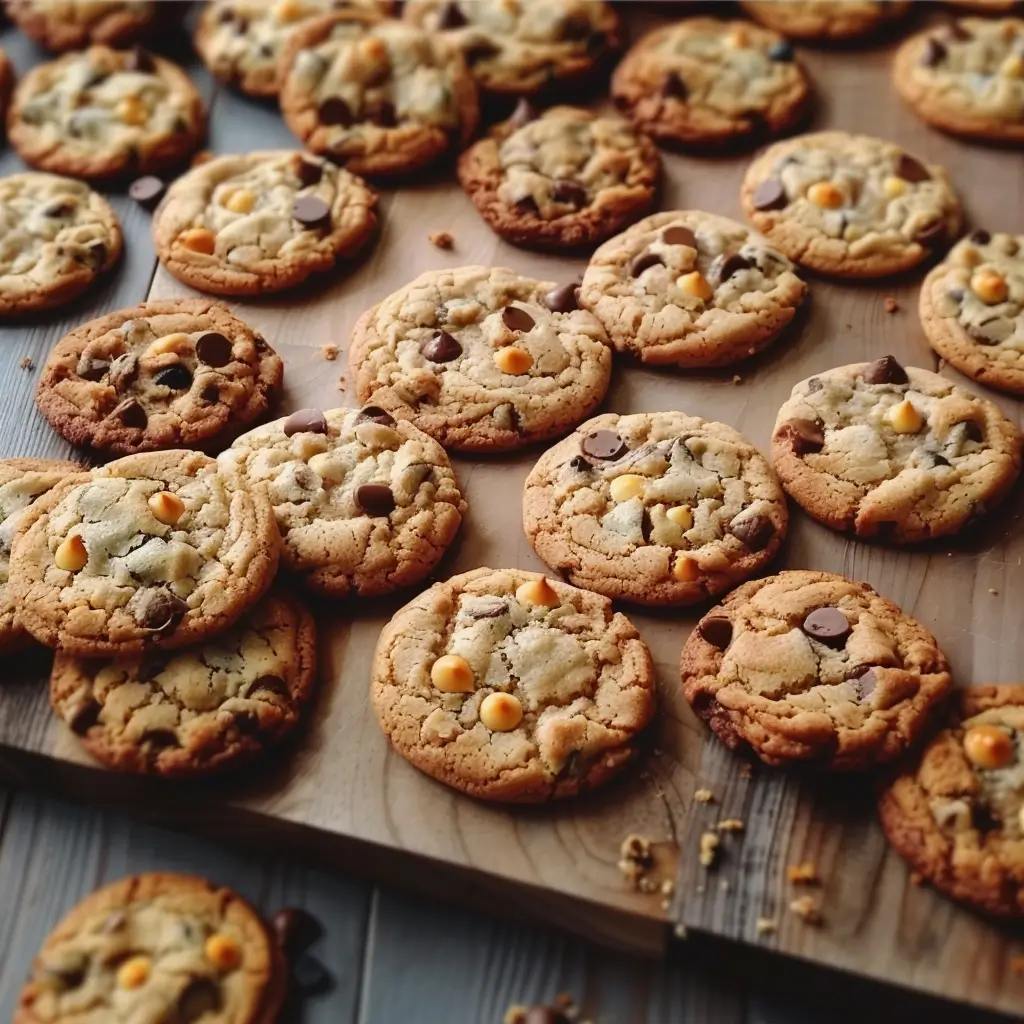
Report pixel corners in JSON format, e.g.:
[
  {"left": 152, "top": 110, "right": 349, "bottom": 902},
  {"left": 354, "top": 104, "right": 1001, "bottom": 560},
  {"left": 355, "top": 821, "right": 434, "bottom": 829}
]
[
  {"left": 751, "top": 178, "right": 787, "bottom": 211},
  {"left": 778, "top": 417, "right": 824, "bottom": 454},
  {"left": 153, "top": 364, "right": 193, "bottom": 390},
  {"left": 802, "top": 607, "right": 850, "bottom": 648},
  {"left": 67, "top": 697, "right": 101, "bottom": 736},
  {"left": 708, "top": 252, "right": 752, "bottom": 286},
  {"left": 551, "top": 178, "right": 587, "bottom": 207},
  {"left": 661, "top": 225, "right": 696, "bottom": 247},
  {"left": 514, "top": 195, "right": 540, "bottom": 216},
  {"left": 296, "top": 157, "right": 323, "bottom": 187},
  {"left": 88, "top": 241, "right": 107, "bottom": 267},
  {"left": 129, "top": 175, "right": 165, "bottom": 209},
  {"left": 250, "top": 674, "right": 290, "bottom": 700},
  {"left": 699, "top": 615, "right": 732, "bottom": 650},
  {"left": 128, "top": 588, "right": 188, "bottom": 633},
  {"left": 195, "top": 332, "right": 233, "bottom": 367},
  {"left": 201, "top": 384, "right": 220, "bottom": 403},
  {"left": 273, "top": 907, "right": 324, "bottom": 954},
  {"left": 768, "top": 40, "right": 794, "bottom": 62},
  {"left": 367, "top": 98, "right": 397, "bottom": 127},
  {"left": 318, "top": 95, "right": 352, "bottom": 125},
  {"left": 896, "top": 153, "right": 930, "bottom": 183},
  {"left": 358, "top": 405, "right": 396, "bottom": 426},
  {"left": 581, "top": 429, "right": 627, "bottom": 461},
  {"left": 728, "top": 514, "right": 774, "bottom": 552},
  {"left": 968, "top": 229, "right": 991, "bottom": 245},
  {"left": 862, "top": 355, "right": 908, "bottom": 385},
  {"left": 629, "top": 251, "right": 662, "bottom": 277},
  {"left": 963, "top": 419, "right": 983, "bottom": 442},
  {"left": 292, "top": 195, "right": 331, "bottom": 230},
  {"left": 437, "top": 1, "right": 466, "bottom": 28},
  {"left": 502, "top": 305, "right": 535, "bottom": 332},
  {"left": 421, "top": 330, "right": 462, "bottom": 362},
  {"left": 283, "top": 409, "right": 328, "bottom": 436},
  {"left": 920, "top": 37, "right": 947, "bottom": 67},
  {"left": 545, "top": 282, "right": 579, "bottom": 313},
  {"left": 117, "top": 399, "right": 148, "bottom": 429},
  {"left": 356, "top": 483, "right": 396, "bottom": 516},
  {"left": 661, "top": 71, "right": 688, "bottom": 98},
  {"left": 568, "top": 454, "right": 592, "bottom": 473}
]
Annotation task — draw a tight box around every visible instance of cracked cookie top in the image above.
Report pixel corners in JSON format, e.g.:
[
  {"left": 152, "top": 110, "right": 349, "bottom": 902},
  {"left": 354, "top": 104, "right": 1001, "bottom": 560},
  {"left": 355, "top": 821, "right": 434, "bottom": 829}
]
[
  {"left": 0, "top": 172, "right": 123, "bottom": 315},
  {"left": 771, "top": 357, "right": 1022, "bottom": 542},
  {"left": 523, "top": 412, "right": 788, "bottom": 606},
  {"left": 740, "top": 1, "right": 911, "bottom": 41},
  {"left": 220, "top": 405, "right": 466, "bottom": 597},
  {"left": 740, "top": 130, "right": 963, "bottom": 278},
  {"left": 371, "top": 566, "right": 656, "bottom": 802},
  {"left": 9, "top": 449, "right": 280, "bottom": 658},
  {"left": 350, "top": 265, "right": 613, "bottom": 452},
  {"left": 681, "top": 570, "right": 952, "bottom": 771},
  {"left": 579, "top": 210, "right": 807, "bottom": 367},
  {"left": 5, "top": 0, "right": 160, "bottom": 52}
]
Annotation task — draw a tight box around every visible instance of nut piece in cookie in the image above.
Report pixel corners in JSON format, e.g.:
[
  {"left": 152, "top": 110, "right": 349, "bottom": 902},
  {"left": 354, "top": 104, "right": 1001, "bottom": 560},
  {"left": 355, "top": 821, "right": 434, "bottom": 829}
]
[
  {"left": 740, "top": 1, "right": 911, "bottom": 43},
  {"left": 6, "top": 0, "right": 163, "bottom": 52}
]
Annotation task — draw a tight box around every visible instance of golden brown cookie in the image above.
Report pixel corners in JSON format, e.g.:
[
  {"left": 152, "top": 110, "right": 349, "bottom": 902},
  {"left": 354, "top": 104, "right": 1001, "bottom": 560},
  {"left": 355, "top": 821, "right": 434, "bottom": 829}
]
[
  {"left": 740, "top": 1, "right": 911, "bottom": 42},
  {"left": 5, "top": 0, "right": 162, "bottom": 51}
]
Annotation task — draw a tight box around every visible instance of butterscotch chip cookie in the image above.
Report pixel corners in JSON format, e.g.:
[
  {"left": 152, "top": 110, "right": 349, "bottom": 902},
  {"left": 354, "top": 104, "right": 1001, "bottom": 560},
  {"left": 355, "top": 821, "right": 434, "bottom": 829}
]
[
  {"left": 371, "top": 566, "right": 656, "bottom": 801},
  {"left": 350, "top": 265, "right": 613, "bottom": 452},
  {"left": 523, "top": 412, "right": 788, "bottom": 606},
  {"left": 579, "top": 210, "right": 807, "bottom": 367},
  {"left": 457, "top": 105, "right": 659, "bottom": 250},
  {"left": 0, "top": 172, "right": 123, "bottom": 315},
  {"left": 739, "top": 1, "right": 911, "bottom": 42},
  {"left": 741, "top": 131, "right": 963, "bottom": 279},
  {"left": 610, "top": 17, "right": 812, "bottom": 148},
  {"left": 9, "top": 449, "right": 279, "bottom": 657},
  {"left": 15, "top": 873, "right": 287, "bottom": 1024},
  {"left": 771, "top": 356, "right": 1022, "bottom": 542},
  {"left": 152, "top": 149, "right": 378, "bottom": 296},
  {"left": 279, "top": 10, "right": 478, "bottom": 177},
  {"left": 8, "top": 45, "right": 205, "bottom": 180},
  {"left": 680, "top": 570, "right": 952, "bottom": 771},
  {"left": 879, "top": 685, "right": 1024, "bottom": 917},
  {"left": 5, "top": 0, "right": 161, "bottom": 51}
]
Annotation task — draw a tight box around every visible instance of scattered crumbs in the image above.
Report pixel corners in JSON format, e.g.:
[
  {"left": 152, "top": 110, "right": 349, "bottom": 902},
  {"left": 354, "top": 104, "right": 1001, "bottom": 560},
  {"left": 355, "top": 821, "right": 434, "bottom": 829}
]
[
  {"left": 321, "top": 344, "right": 339, "bottom": 361},
  {"left": 699, "top": 831, "right": 720, "bottom": 868},
  {"left": 756, "top": 917, "right": 777, "bottom": 936},
  {"left": 638, "top": 877, "right": 659, "bottom": 894},
  {"left": 884, "top": 296, "right": 899, "bottom": 314},
  {"left": 786, "top": 861, "right": 819, "bottom": 885},
  {"left": 429, "top": 230, "right": 454, "bottom": 250},
  {"left": 910, "top": 871, "right": 924, "bottom": 887},
  {"left": 1009, "top": 955, "right": 1024, "bottom": 976},
  {"left": 191, "top": 149, "right": 213, "bottom": 167},
  {"left": 789, "top": 895, "right": 822, "bottom": 926},
  {"left": 694, "top": 787, "right": 714, "bottom": 804},
  {"left": 673, "top": 922, "right": 688, "bottom": 939},
  {"left": 845, "top": 322, "right": 852, "bottom": 329},
  {"left": 719, "top": 879, "right": 730, "bottom": 892},
  {"left": 618, "top": 833, "right": 654, "bottom": 888},
  {"left": 661, "top": 879, "right": 675, "bottom": 896},
  {"left": 661, "top": 898, "right": 671, "bottom": 910},
  {"left": 989, "top": 588, "right": 999, "bottom": 596},
  {"left": 19, "top": 356, "right": 34, "bottom": 371},
  {"left": 336, "top": 375, "right": 347, "bottom": 391},
  {"left": 739, "top": 762, "right": 753, "bottom": 780},
  {"left": 717, "top": 818, "right": 744, "bottom": 833},
  {"left": 732, "top": 374, "right": 742, "bottom": 385}
]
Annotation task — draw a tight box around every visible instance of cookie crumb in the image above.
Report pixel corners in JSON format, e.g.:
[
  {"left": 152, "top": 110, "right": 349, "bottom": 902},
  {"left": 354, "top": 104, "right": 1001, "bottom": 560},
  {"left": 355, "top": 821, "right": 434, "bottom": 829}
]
[
  {"left": 786, "top": 861, "right": 819, "bottom": 885},
  {"left": 717, "top": 818, "right": 744, "bottom": 833},
  {"left": 429, "top": 230, "right": 454, "bottom": 250},
  {"left": 1009, "top": 955, "right": 1024, "bottom": 976},
  {"left": 989, "top": 588, "right": 999, "bottom": 595},
  {"left": 618, "top": 833, "right": 654, "bottom": 888},
  {"left": 739, "top": 763, "right": 753, "bottom": 780},
  {"left": 699, "top": 831, "right": 720, "bottom": 868},
  {"left": 321, "top": 344, "right": 339, "bottom": 361},
  {"left": 674, "top": 922, "right": 688, "bottom": 939},
  {"left": 884, "top": 296, "right": 899, "bottom": 313},
  {"left": 694, "top": 787, "right": 714, "bottom": 804},
  {"left": 660, "top": 898, "right": 671, "bottom": 910},
  {"left": 756, "top": 917, "right": 777, "bottom": 936},
  {"left": 661, "top": 879, "right": 675, "bottom": 896},
  {"left": 789, "top": 895, "right": 822, "bottom": 925},
  {"left": 19, "top": 356, "right": 35, "bottom": 371},
  {"left": 336, "top": 375, "right": 347, "bottom": 391},
  {"left": 732, "top": 374, "right": 742, "bottom": 385}
]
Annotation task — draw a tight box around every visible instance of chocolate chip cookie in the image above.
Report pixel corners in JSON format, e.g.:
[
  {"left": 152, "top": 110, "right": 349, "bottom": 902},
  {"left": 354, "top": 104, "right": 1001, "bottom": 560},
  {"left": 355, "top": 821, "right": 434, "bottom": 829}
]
[
  {"left": 350, "top": 265, "right": 613, "bottom": 452},
  {"left": 220, "top": 406, "right": 466, "bottom": 597},
  {"left": 9, "top": 449, "right": 280, "bottom": 657},
  {"left": 771, "top": 356, "right": 1022, "bottom": 542},
  {"left": 457, "top": 105, "right": 660, "bottom": 250},
  {"left": 579, "top": 210, "right": 808, "bottom": 367},
  {"left": 681, "top": 570, "right": 952, "bottom": 771},
  {"left": 279, "top": 10, "right": 479, "bottom": 177},
  {"left": 879, "top": 685, "right": 1024, "bottom": 917},
  {"left": 36, "top": 299, "right": 284, "bottom": 456},
  {"left": 740, "top": 1, "right": 911, "bottom": 42},
  {"left": 5, "top": 0, "right": 161, "bottom": 52},
  {"left": 15, "top": 873, "right": 287, "bottom": 1024},
  {"left": 152, "top": 149, "right": 378, "bottom": 296},
  {"left": 610, "top": 17, "right": 812, "bottom": 148},
  {"left": 372, "top": 566, "right": 656, "bottom": 801},
  {"left": 741, "top": 131, "right": 963, "bottom": 278},
  {"left": 523, "top": 412, "right": 788, "bottom": 606},
  {"left": 0, "top": 172, "right": 123, "bottom": 315},
  {"left": 7, "top": 46, "right": 205, "bottom": 180}
]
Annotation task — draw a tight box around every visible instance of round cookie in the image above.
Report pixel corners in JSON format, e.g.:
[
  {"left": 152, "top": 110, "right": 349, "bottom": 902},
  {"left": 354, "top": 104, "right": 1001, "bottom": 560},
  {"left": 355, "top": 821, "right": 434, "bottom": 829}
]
[
  {"left": 7, "top": 46, "right": 205, "bottom": 180},
  {"left": 740, "top": 130, "right": 963, "bottom": 279},
  {"left": 879, "top": 685, "right": 1024, "bottom": 917},
  {"left": 739, "top": 1, "right": 911, "bottom": 43},
  {"left": 771, "top": 356, "right": 1022, "bottom": 543},
  {"left": 523, "top": 412, "right": 788, "bottom": 606},
  {"left": 0, "top": 172, "right": 123, "bottom": 315},
  {"left": 350, "top": 265, "right": 613, "bottom": 453},
  {"left": 152, "top": 150, "right": 378, "bottom": 296},
  {"left": 36, "top": 299, "right": 284, "bottom": 456},
  {"left": 893, "top": 18, "right": 1024, "bottom": 144},
  {"left": 8, "top": 449, "right": 280, "bottom": 657},
  {"left": 579, "top": 210, "right": 808, "bottom": 367},
  {"left": 457, "top": 105, "right": 660, "bottom": 250},
  {"left": 279, "top": 10, "right": 479, "bottom": 177},
  {"left": 5, "top": 0, "right": 161, "bottom": 52},
  {"left": 680, "top": 569, "right": 952, "bottom": 771},
  {"left": 0, "top": 45, "right": 12, "bottom": 123},
  {"left": 220, "top": 405, "right": 467, "bottom": 598},
  {"left": 371, "top": 566, "right": 656, "bottom": 802},
  {"left": 610, "top": 17, "right": 812, "bottom": 149},
  {"left": 15, "top": 872, "right": 287, "bottom": 1024}
]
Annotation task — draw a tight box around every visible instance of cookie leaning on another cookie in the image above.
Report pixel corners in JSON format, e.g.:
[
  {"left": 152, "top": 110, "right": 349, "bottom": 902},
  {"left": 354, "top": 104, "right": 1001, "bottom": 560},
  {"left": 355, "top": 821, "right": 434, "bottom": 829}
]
[
  {"left": 5, "top": 0, "right": 162, "bottom": 52},
  {"left": 740, "top": 1, "right": 911, "bottom": 43}
]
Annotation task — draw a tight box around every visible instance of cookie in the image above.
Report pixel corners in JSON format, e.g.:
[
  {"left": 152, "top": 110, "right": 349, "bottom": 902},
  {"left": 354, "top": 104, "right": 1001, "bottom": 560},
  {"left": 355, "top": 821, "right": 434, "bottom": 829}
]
[
  {"left": 740, "top": 130, "right": 963, "bottom": 278},
  {"left": 0, "top": 172, "right": 123, "bottom": 315},
  {"left": 457, "top": 105, "right": 660, "bottom": 250},
  {"left": 680, "top": 570, "right": 952, "bottom": 771},
  {"left": 220, "top": 405, "right": 466, "bottom": 598},
  {"left": 523, "top": 412, "right": 788, "bottom": 606},
  {"left": 7, "top": 45, "right": 205, "bottom": 180},
  {"left": 739, "top": 1, "right": 911, "bottom": 42},
  {"left": 5, "top": 0, "right": 161, "bottom": 52},
  {"left": 0, "top": 45, "right": 12, "bottom": 123},
  {"left": 35, "top": 299, "right": 284, "bottom": 456},
  {"left": 944, "top": 0, "right": 1020, "bottom": 13},
  {"left": 350, "top": 265, "right": 613, "bottom": 453},
  {"left": 579, "top": 210, "right": 808, "bottom": 367},
  {"left": 9, "top": 449, "right": 280, "bottom": 657},
  {"left": 402, "top": 0, "right": 620, "bottom": 99},
  {"left": 893, "top": 18, "right": 1024, "bottom": 144},
  {"left": 15, "top": 873, "right": 287, "bottom": 1024},
  {"left": 610, "top": 17, "right": 812, "bottom": 149},
  {"left": 152, "top": 150, "right": 378, "bottom": 296},
  {"left": 278, "top": 10, "right": 479, "bottom": 177},
  {"left": 771, "top": 356, "right": 1022, "bottom": 543},
  {"left": 879, "top": 685, "right": 1024, "bottom": 917},
  {"left": 371, "top": 566, "right": 656, "bottom": 801},
  {"left": 920, "top": 230, "right": 1024, "bottom": 396}
]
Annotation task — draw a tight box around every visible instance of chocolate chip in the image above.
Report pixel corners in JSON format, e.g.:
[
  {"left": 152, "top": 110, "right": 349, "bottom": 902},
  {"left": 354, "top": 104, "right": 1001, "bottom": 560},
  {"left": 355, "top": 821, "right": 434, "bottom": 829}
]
[
  {"left": 201, "top": 384, "right": 220, "bottom": 403},
  {"left": 661, "top": 225, "right": 696, "bottom": 247},
  {"left": 153, "top": 364, "right": 193, "bottom": 390},
  {"left": 318, "top": 95, "right": 352, "bottom": 125},
  {"left": 963, "top": 419, "right": 983, "bottom": 442},
  {"left": 728, "top": 515, "right": 774, "bottom": 552},
  {"left": 356, "top": 483, "right": 396, "bottom": 516},
  {"left": 768, "top": 40, "right": 794, "bottom": 62},
  {"left": 661, "top": 71, "right": 687, "bottom": 98},
  {"left": 124, "top": 46, "right": 155, "bottom": 72},
  {"left": 421, "top": 330, "right": 462, "bottom": 362},
  {"left": 699, "top": 615, "right": 732, "bottom": 650},
  {"left": 250, "top": 674, "right": 289, "bottom": 701},
  {"left": 569, "top": 455, "right": 592, "bottom": 473},
  {"left": 129, "top": 175, "right": 165, "bottom": 209},
  {"left": 367, "top": 99, "right": 397, "bottom": 127},
  {"left": 176, "top": 979, "right": 222, "bottom": 1022},
  {"left": 551, "top": 179, "right": 587, "bottom": 207},
  {"left": 915, "top": 218, "right": 947, "bottom": 246},
  {"left": 581, "top": 429, "right": 627, "bottom": 461},
  {"left": 292, "top": 195, "right": 331, "bottom": 230},
  {"left": 802, "top": 607, "right": 850, "bottom": 648},
  {"left": 293, "top": 954, "right": 333, "bottom": 995},
  {"left": 437, "top": 1, "right": 466, "bottom": 28},
  {"left": 752, "top": 178, "right": 788, "bottom": 211},
  {"left": 297, "top": 157, "right": 323, "bottom": 186},
  {"left": 117, "top": 400, "right": 148, "bottom": 429},
  {"left": 41, "top": 955, "right": 87, "bottom": 990},
  {"left": 508, "top": 96, "right": 537, "bottom": 128},
  {"left": 708, "top": 252, "right": 752, "bottom": 287},
  {"left": 88, "top": 241, "right": 107, "bottom": 267},
  {"left": 42, "top": 200, "right": 75, "bottom": 217},
  {"left": 969, "top": 229, "right": 991, "bottom": 245},
  {"left": 273, "top": 908, "right": 323, "bottom": 954},
  {"left": 67, "top": 697, "right": 101, "bottom": 735},
  {"left": 129, "top": 588, "right": 188, "bottom": 633},
  {"left": 778, "top": 417, "right": 824, "bottom": 454},
  {"left": 514, "top": 195, "right": 540, "bottom": 216},
  {"left": 357, "top": 405, "right": 396, "bottom": 426},
  {"left": 78, "top": 356, "right": 109, "bottom": 382},
  {"left": 195, "top": 332, "right": 233, "bottom": 367},
  {"left": 920, "top": 37, "right": 947, "bottom": 67},
  {"left": 896, "top": 153, "right": 930, "bottom": 183},
  {"left": 283, "top": 408, "right": 327, "bottom": 436},
  {"left": 923, "top": 450, "right": 951, "bottom": 468},
  {"left": 502, "top": 306, "right": 535, "bottom": 332},
  {"left": 630, "top": 251, "right": 662, "bottom": 277},
  {"left": 545, "top": 282, "right": 579, "bottom": 313},
  {"left": 863, "top": 355, "right": 908, "bottom": 385},
  {"left": 855, "top": 668, "right": 877, "bottom": 701}
]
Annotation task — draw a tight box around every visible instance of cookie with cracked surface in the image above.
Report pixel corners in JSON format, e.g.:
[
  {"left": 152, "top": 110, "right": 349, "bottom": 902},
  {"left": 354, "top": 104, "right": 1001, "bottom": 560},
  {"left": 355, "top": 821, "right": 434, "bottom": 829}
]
[
  {"left": 279, "top": 10, "right": 479, "bottom": 177},
  {"left": 0, "top": 172, "right": 122, "bottom": 315},
  {"left": 610, "top": 17, "right": 812, "bottom": 149},
  {"left": 372, "top": 566, "right": 656, "bottom": 801},
  {"left": 740, "top": 1, "right": 911, "bottom": 42},
  {"left": 4, "top": 0, "right": 161, "bottom": 52},
  {"left": 350, "top": 265, "right": 613, "bottom": 452},
  {"left": 36, "top": 299, "right": 284, "bottom": 456},
  {"left": 681, "top": 570, "right": 952, "bottom": 771},
  {"left": 741, "top": 131, "right": 963, "bottom": 278},
  {"left": 879, "top": 685, "right": 1024, "bottom": 917},
  {"left": 220, "top": 405, "right": 466, "bottom": 597},
  {"left": 772, "top": 357, "right": 1022, "bottom": 542},
  {"left": 457, "top": 105, "right": 659, "bottom": 250},
  {"left": 152, "top": 149, "right": 378, "bottom": 296},
  {"left": 15, "top": 872, "right": 287, "bottom": 1024},
  {"left": 579, "top": 210, "right": 808, "bottom": 367},
  {"left": 9, "top": 449, "right": 280, "bottom": 657}
]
